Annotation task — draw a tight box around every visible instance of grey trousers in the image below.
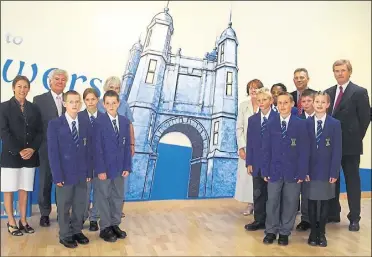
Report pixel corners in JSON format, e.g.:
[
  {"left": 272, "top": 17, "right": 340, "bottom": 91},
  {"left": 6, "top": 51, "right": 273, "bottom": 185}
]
[
  {"left": 94, "top": 176, "right": 124, "bottom": 231},
  {"left": 84, "top": 181, "right": 99, "bottom": 222},
  {"left": 38, "top": 147, "right": 54, "bottom": 216},
  {"left": 300, "top": 183, "right": 309, "bottom": 222},
  {"left": 265, "top": 179, "right": 301, "bottom": 236},
  {"left": 56, "top": 179, "right": 87, "bottom": 240}
]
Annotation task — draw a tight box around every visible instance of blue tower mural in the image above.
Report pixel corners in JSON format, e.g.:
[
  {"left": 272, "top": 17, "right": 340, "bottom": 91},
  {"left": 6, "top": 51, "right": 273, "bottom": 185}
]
[{"left": 121, "top": 6, "right": 239, "bottom": 200}]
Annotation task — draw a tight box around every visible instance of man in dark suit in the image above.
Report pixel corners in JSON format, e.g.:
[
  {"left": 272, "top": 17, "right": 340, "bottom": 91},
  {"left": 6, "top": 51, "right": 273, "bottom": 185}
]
[
  {"left": 325, "top": 59, "right": 370, "bottom": 232},
  {"left": 33, "top": 69, "right": 68, "bottom": 227},
  {"left": 290, "top": 68, "right": 316, "bottom": 113}
]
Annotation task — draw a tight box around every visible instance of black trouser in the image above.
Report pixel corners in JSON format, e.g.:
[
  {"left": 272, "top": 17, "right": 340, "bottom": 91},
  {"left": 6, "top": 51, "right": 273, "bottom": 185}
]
[
  {"left": 252, "top": 171, "right": 268, "bottom": 224},
  {"left": 309, "top": 200, "right": 328, "bottom": 235},
  {"left": 328, "top": 155, "right": 361, "bottom": 222}
]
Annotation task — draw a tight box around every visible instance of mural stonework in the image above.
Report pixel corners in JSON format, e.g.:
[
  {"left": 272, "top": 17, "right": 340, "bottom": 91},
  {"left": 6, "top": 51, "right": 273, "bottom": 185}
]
[{"left": 120, "top": 6, "right": 239, "bottom": 200}]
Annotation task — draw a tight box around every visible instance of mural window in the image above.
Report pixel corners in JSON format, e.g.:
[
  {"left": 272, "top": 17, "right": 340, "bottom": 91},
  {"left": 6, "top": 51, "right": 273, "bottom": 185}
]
[
  {"left": 226, "top": 71, "right": 233, "bottom": 96},
  {"left": 145, "top": 59, "right": 157, "bottom": 84},
  {"left": 148, "top": 113, "right": 155, "bottom": 141},
  {"left": 145, "top": 29, "right": 152, "bottom": 47},
  {"left": 213, "top": 121, "right": 219, "bottom": 145},
  {"left": 220, "top": 43, "right": 225, "bottom": 63}
]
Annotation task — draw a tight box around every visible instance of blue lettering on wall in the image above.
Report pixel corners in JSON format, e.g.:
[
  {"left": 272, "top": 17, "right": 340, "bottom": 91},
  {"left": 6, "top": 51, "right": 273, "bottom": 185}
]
[{"left": 1, "top": 58, "right": 102, "bottom": 96}]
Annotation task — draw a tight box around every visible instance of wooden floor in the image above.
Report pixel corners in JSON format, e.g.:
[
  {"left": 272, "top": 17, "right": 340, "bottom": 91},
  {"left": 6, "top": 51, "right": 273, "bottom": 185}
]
[{"left": 1, "top": 198, "right": 371, "bottom": 256}]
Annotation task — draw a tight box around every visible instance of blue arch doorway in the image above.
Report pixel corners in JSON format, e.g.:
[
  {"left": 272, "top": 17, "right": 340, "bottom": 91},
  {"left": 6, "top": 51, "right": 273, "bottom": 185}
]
[{"left": 150, "top": 132, "right": 192, "bottom": 200}]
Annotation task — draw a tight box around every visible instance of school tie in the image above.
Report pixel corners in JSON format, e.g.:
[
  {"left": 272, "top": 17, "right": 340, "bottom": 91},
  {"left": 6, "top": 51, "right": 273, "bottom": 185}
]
[
  {"left": 281, "top": 120, "right": 287, "bottom": 139},
  {"left": 112, "top": 119, "right": 119, "bottom": 142},
  {"left": 272, "top": 105, "right": 278, "bottom": 112},
  {"left": 71, "top": 121, "right": 79, "bottom": 147},
  {"left": 316, "top": 120, "right": 323, "bottom": 148},
  {"left": 333, "top": 86, "right": 344, "bottom": 113},
  {"left": 90, "top": 115, "right": 95, "bottom": 126},
  {"left": 261, "top": 117, "right": 268, "bottom": 136}
]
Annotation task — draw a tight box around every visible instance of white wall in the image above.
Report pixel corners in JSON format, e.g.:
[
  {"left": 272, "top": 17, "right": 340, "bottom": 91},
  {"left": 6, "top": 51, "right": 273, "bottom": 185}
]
[{"left": 1, "top": 1, "right": 370, "bottom": 168}]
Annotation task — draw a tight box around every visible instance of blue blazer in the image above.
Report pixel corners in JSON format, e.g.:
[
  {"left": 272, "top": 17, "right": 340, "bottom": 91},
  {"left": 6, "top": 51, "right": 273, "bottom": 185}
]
[
  {"left": 94, "top": 112, "right": 132, "bottom": 179},
  {"left": 306, "top": 115, "right": 342, "bottom": 180},
  {"left": 246, "top": 110, "right": 279, "bottom": 176},
  {"left": 78, "top": 109, "right": 104, "bottom": 124},
  {"left": 47, "top": 114, "right": 93, "bottom": 185},
  {"left": 262, "top": 114, "right": 310, "bottom": 182}
]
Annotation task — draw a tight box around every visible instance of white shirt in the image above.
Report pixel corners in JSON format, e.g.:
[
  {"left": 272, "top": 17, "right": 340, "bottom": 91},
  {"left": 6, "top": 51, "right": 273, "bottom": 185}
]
[
  {"left": 333, "top": 80, "right": 349, "bottom": 110},
  {"left": 305, "top": 112, "right": 315, "bottom": 119},
  {"left": 314, "top": 114, "right": 326, "bottom": 134},
  {"left": 87, "top": 110, "right": 98, "bottom": 119},
  {"left": 280, "top": 114, "right": 291, "bottom": 130},
  {"left": 65, "top": 112, "right": 79, "bottom": 134},
  {"left": 51, "top": 90, "right": 63, "bottom": 116},
  {"left": 108, "top": 113, "right": 119, "bottom": 131},
  {"left": 261, "top": 109, "right": 271, "bottom": 125}
]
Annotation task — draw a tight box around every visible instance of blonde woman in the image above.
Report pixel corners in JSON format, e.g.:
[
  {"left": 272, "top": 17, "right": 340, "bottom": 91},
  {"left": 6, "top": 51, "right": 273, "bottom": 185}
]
[{"left": 235, "top": 79, "right": 264, "bottom": 215}]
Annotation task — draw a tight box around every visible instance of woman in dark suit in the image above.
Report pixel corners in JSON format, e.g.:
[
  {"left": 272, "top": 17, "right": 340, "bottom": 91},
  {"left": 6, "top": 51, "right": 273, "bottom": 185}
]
[{"left": 0, "top": 75, "right": 43, "bottom": 236}]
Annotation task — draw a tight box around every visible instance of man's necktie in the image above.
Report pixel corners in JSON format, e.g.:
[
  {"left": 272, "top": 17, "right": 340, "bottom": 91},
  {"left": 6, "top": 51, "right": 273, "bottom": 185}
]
[
  {"left": 281, "top": 120, "right": 287, "bottom": 139},
  {"left": 333, "top": 86, "right": 344, "bottom": 113},
  {"left": 261, "top": 117, "right": 268, "bottom": 136},
  {"left": 90, "top": 115, "right": 95, "bottom": 126},
  {"left": 112, "top": 119, "right": 119, "bottom": 141},
  {"left": 72, "top": 121, "right": 79, "bottom": 147},
  {"left": 297, "top": 94, "right": 303, "bottom": 115},
  {"left": 316, "top": 120, "right": 323, "bottom": 148},
  {"left": 272, "top": 105, "right": 278, "bottom": 112},
  {"left": 56, "top": 95, "right": 62, "bottom": 116}
]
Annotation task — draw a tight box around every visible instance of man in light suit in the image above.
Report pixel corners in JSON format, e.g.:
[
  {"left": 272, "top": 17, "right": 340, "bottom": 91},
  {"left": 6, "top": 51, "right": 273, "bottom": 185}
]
[
  {"left": 325, "top": 59, "right": 370, "bottom": 231},
  {"left": 33, "top": 69, "right": 68, "bottom": 227}
]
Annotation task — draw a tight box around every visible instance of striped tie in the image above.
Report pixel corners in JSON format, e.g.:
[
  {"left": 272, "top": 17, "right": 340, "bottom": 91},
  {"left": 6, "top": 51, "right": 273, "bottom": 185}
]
[
  {"left": 281, "top": 120, "right": 287, "bottom": 139},
  {"left": 112, "top": 119, "right": 119, "bottom": 142},
  {"left": 316, "top": 120, "right": 323, "bottom": 148},
  {"left": 261, "top": 117, "right": 268, "bottom": 136},
  {"left": 90, "top": 115, "right": 95, "bottom": 126},
  {"left": 71, "top": 121, "right": 79, "bottom": 147}
]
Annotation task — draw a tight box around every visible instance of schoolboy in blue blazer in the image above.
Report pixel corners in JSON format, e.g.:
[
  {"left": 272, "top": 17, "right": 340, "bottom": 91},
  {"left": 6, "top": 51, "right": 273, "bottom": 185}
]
[
  {"left": 305, "top": 91, "right": 342, "bottom": 247},
  {"left": 270, "top": 83, "right": 299, "bottom": 115},
  {"left": 79, "top": 88, "right": 103, "bottom": 232},
  {"left": 245, "top": 88, "right": 279, "bottom": 231},
  {"left": 47, "top": 90, "right": 92, "bottom": 248},
  {"left": 261, "top": 92, "right": 310, "bottom": 246},
  {"left": 94, "top": 90, "right": 132, "bottom": 243}
]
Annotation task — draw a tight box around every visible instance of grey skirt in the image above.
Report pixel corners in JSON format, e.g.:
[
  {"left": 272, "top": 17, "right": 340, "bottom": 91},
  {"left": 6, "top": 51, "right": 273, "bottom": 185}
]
[{"left": 302, "top": 180, "right": 335, "bottom": 201}]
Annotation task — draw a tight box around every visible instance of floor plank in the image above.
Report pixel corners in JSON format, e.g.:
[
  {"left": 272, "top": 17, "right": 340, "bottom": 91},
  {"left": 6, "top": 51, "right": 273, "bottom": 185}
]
[{"left": 1, "top": 198, "right": 371, "bottom": 256}]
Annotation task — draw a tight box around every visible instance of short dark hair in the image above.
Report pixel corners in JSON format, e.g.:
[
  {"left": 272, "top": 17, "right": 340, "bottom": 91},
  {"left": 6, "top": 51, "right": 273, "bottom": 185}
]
[
  {"left": 83, "top": 88, "right": 99, "bottom": 99},
  {"left": 300, "top": 88, "right": 315, "bottom": 99},
  {"left": 271, "top": 83, "right": 287, "bottom": 92},
  {"left": 63, "top": 90, "right": 80, "bottom": 101},
  {"left": 12, "top": 75, "right": 30, "bottom": 89},
  {"left": 246, "top": 79, "right": 264, "bottom": 95},
  {"left": 103, "top": 90, "right": 119, "bottom": 102},
  {"left": 294, "top": 68, "right": 309, "bottom": 78},
  {"left": 277, "top": 91, "right": 294, "bottom": 102}
]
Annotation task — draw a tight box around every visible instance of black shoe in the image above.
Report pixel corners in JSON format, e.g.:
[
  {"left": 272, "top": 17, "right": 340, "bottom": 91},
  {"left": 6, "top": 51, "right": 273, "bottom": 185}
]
[
  {"left": 327, "top": 217, "right": 340, "bottom": 223},
  {"left": 349, "top": 221, "right": 360, "bottom": 232},
  {"left": 296, "top": 221, "right": 310, "bottom": 231},
  {"left": 89, "top": 221, "right": 99, "bottom": 231},
  {"left": 318, "top": 233, "right": 327, "bottom": 247},
  {"left": 307, "top": 232, "right": 317, "bottom": 246},
  {"left": 40, "top": 216, "right": 50, "bottom": 227},
  {"left": 59, "top": 237, "right": 78, "bottom": 248},
  {"left": 244, "top": 221, "right": 265, "bottom": 231},
  {"left": 73, "top": 233, "right": 89, "bottom": 244},
  {"left": 263, "top": 233, "right": 276, "bottom": 244},
  {"left": 18, "top": 220, "right": 35, "bottom": 234},
  {"left": 278, "top": 234, "right": 289, "bottom": 246},
  {"left": 99, "top": 227, "right": 117, "bottom": 242},
  {"left": 7, "top": 223, "right": 23, "bottom": 236},
  {"left": 111, "top": 225, "right": 127, "bottom": 239}
]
